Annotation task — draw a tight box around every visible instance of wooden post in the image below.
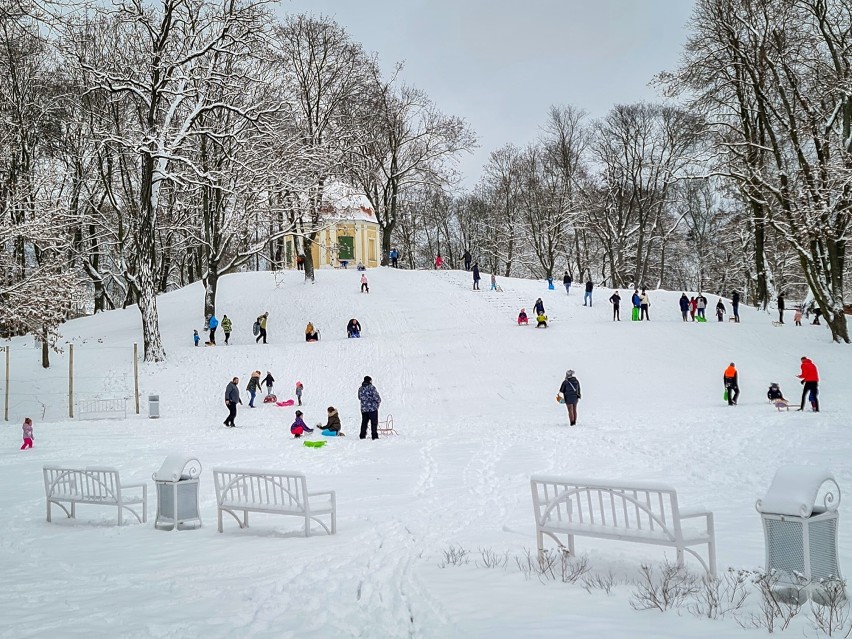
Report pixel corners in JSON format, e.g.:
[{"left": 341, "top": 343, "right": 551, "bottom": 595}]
[
  {"left": 68, "top": 343, "right": 74, "bottom": 419},
  {"left": 3, "top": 346, "right": 9, "bottom": 422},
  {"left": 133, "top": 343, "right": 140, "bottom": 414}
]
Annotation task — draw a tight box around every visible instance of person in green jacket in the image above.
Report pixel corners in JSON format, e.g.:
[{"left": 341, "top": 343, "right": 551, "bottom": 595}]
[{"left": 221, "top": 315, "right": 233, "bottom": 345}]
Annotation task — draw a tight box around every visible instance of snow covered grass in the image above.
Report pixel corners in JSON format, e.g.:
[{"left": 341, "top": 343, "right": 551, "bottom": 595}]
[{"left": 1, "top": 268, "right": 851, "bottom": 638}]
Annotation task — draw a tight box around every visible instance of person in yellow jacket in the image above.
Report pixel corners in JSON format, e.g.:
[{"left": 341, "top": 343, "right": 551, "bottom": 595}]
[{"left": 723, "top": 363, "right": 739, "bottom": 406}]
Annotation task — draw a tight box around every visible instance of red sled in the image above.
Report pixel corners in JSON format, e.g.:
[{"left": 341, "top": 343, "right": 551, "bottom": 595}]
[
  {"left": 263, "top": 394, "right": 278, "bottom": 404},
  {"left": 517, "top": 317, "right": 529, "bottom": 325},
  {"left": 276, "top": 399, "right": 295, "bottom": 407}
]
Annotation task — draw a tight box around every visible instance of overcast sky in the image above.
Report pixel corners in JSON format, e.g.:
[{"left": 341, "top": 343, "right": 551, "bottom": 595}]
[{"left": 283, "top": 0, "right": 697, "bottom": 188}]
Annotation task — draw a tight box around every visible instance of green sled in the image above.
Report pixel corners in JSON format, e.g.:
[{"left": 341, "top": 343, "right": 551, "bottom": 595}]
[{"left": 304, "top": 440, "right": 326, "bottom": 448}]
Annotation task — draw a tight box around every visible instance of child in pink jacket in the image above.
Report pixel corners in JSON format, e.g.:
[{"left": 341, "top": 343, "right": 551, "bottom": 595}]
[{"left": 20, "top": 418, "right": 33, "bottom": 450}]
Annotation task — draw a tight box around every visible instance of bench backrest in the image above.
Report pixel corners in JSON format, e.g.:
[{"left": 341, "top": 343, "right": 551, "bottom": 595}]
[
  {"left": 213, "top": 468, "right": 309, "bottom": 510},
  {"left": 531, "top": 475, "right": 684, "bottom": 541},
  {"left": 76, "top": 397, "right": 127, "bottom": 420},
  {"left": 43, "top": 466, "right": 122, "bottom": 503}
]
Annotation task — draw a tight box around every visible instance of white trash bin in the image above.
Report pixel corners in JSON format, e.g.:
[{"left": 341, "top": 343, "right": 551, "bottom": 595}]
[
  {"left": 149, "top": 394, "right": 160, "bottom": 419},
  {"left": 756, "top": 466, "right": 844, "bottom": 604},
  {"left": 153, "top": 455, "right": 202, "bottom": 531}
]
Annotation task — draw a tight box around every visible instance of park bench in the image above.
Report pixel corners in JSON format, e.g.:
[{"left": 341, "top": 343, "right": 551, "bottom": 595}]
[
  {"left": 213, "top": 468, "right": 336, "bottom": 536},
  {"left": 76, "top": 397, "right": 128, "bottom": 420},
  {"left": 43, "top": 465, "right": 147, "bottom": 525},
  {"left": 531, "top": 475, "right": 716, "bottom": 576}
]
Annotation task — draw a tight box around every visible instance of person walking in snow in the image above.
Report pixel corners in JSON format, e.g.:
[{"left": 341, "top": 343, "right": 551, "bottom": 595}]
[
  {"left": 777, "top": 293, "right": 785, "bottom": 325},
  {"left": 262, "top": 371, "right": 275, "bottom": 396},
  {"left": 472, "top": 263, "right": 481, "bottom": 290},
  {"left": 490, "top": 273, "right": 497, "bottom": 291},
  {"left": 256, "top": 312, "right": 268, "bottom": 344},
  {"left": 358, "top": 375, "right": 382, "bottom": 440},
  {"left": 716, "top": 299, "right": 726, "bottom": 322},
  {"left": 435, "top": 253, "right": 444, "bottom": 270},
  {"left": 305, "top": 322, "right": 319, "bottom": 342},
  {"left": 224, "top": 377, "right": 241, "bottom": 428},
  {"left": 295, "top": 381, "right": 304, "bottom": 406},
  {"left": 558, "top": 370, "right": 581, "bottom": 426},
  {"left": 797, "top": 356, "right": 819, "bottom": 412},
  {"left": 360, "top": 274, "right": 369, "bottom": 293},
  {"left": 463, "top": 249, "right": 471, "bottom": 271},
  {"left": 794, "top": 306, "right": 803, "bottom": 326},
  {"left": 563, "top": 271, "right": 572, "bottom": 295},
  {"left": 20, "top": 417, "right": 33, "bottom": 450},
  {"left": 609, "top": 291, "right": 621, "bottom": 321},
  {"left": 723, "top": 363, "right": 739, "bottom": 406},
  {"left": 221, "top": 315, "right": 233, "bottom": 345},
  {"left": 584, "top": 279, "right": 594, "bottom": 306},
  {"left": 679, "top": 293, "right": 690, "bottom": 322},
  {"left": 630, "top": 289, "right": 641, "bottom": 321},
  {"left": 290, "top": 410, "right": 313, "bottom": 438},
  {"left": 533, "top": 297, "right": 545, "bottom": 316},
  {"left": 639, "top": 289, "right": 650, "bottom": 321},
  {"left": 193, "top": 329, "right": 200, "bottom": 347},
  {"left": 208, "top": 314, "right": 218, "bottom": 345},
  {"left": 731, "top": 291, "right": 741, "bottom": 323},
  {"left": 246, "top": 371, "right": 261, "bottom": 408},
  {"left": 390, "top": 248, "right": 399, "bottom": 268},
  {"left": 689, "top": 296, "right": 697, "bottom": 321}
]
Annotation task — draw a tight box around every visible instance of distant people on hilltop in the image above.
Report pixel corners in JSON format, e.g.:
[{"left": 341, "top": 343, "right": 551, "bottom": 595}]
[
  {"left": 584, "top": 279, "right": 594, "bottom": 306},
  {"left": 435, "top": 254, "right": 443, "bottom": 270},
  {"left": 463, "top": 249, "right": 471, "bottom": 271},
  {"left": 639, "top": 289, "right": 650, "bottom": 321},
  {"left": 716, "top": 299, "right": 726, "bottom": 322},
  {"left": 472, "top": 263, "right": 481, "bottom": 290},
  {"left": 389, "top": 248, "right": 399, "bottom": 268},
  {"left": 731, "top": 291, "right": 741, "bottom": 323},
  {"left": 777, "top": 293, "right": 785, "bottom": 324},
  {"left": 679, "top": 293, "right": 690, "bottom": 322},
  {"left": 563, "top": 271, "right": 572, "bottom": 295}
]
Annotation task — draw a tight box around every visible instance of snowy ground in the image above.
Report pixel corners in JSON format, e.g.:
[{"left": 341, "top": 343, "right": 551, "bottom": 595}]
[{"left": 1, "top": 268, "right": 850, "bottom": 638}]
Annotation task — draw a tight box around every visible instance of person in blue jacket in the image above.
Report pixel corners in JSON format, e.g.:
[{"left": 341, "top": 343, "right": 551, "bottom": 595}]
[
  {"left": 208, "top": 314, "right": 219, "bottom": 345},
  {"left": 558, "top": 370, "right": 582, "bottom": 426}
]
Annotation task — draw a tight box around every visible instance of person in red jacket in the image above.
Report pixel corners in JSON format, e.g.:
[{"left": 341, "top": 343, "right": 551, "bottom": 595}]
[{"left": 797, "top": 356, "right": 820, "bottom": 412}]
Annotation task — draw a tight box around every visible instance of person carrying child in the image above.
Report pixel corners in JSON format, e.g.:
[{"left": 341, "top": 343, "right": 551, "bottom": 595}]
[
  {"left": 518, "top": 308, "right": 528, "bottom": 325},
  {"left": 320, "top": 406, "right": 345, "bottom": 437},
  {"left": 20, "top": 418, "right": 33, "bottom": 450},
  {"left": 296, "top": 381, "right": 304, "bottom": 406},
  {"left": 290, "top": 410, "right": 313, "bottom": 438}
]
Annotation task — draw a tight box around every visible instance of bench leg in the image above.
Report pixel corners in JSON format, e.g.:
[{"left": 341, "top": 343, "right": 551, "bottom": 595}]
[
  {"left": 118, "top": 504, "right": 123, "bottom": 526},
  {"left": 46, "top": 500, "right": 51, "bottom": 523},
  {"left": 243, "top": 511, "right": 248, "bottom": 529},
  {"left": 217, "top": 508, "right": 223, "bottom": 533},
  {"left": 676, "top": 547, "right": 684, "bottom": 570},
  {"left": 567, "top": 534, "right": 575, "bottom": 556},
  {"left": 70, "top": 502, "right": 75, "bottom": 519},
  {"left": 536, "top": 529, "right": 544, "bottom": 561}
]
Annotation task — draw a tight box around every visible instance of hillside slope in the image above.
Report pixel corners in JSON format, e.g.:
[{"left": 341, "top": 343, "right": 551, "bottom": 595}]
[{"left": 1, "top": 268, "right": 849, "bottom": 638}]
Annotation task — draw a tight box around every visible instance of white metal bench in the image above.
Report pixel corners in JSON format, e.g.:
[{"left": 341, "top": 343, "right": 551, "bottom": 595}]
[
  {"left": 43, "top": 465, "right": 148, "bottom": 525},
  {"left": 531, "top": 475, "right": 716, "bottom": 576},
  {"left": 76, "top": 397, "right": 128, "bottom": 420},
  {"left": 213, "top": 468, "right": 336, "bottom": 536}
]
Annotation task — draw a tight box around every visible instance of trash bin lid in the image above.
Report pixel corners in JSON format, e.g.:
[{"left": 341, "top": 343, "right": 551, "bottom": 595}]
[
  {"left": 756, "top": 465, "right": 840, "bottom": 517},
  {"left": 153, "top": 455, "right": 201, "bottom": 482}
]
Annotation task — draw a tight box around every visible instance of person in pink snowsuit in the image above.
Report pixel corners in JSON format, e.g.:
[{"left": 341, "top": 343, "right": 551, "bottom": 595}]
[{"left": 20, "top": 417, "right": 33, "bottom": 450}]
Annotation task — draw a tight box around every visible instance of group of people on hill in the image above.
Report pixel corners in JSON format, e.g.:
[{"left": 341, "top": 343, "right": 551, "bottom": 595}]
[
  {"left": 196, "top": 312, "right": 268, "bottom": 346},
  {"left": 722, "top": 356, "right": 820, "bottom": 411},
  {"left": 223, "top": 374, "right": 383, "bottom": 439}
]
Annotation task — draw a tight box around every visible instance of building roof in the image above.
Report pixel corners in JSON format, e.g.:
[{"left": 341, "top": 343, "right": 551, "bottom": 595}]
[{"left": 319, "top": 181, "right": 378, "bottom": 225}]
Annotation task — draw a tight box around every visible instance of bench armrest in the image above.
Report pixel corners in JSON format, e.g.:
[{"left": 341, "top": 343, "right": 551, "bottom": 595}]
[
  {"left": 679, "top": 507, "right": 711, "bottom": 519},
  {"left": 307, "top": 490, "right": 335, "bottom": 499},
  {"left": 122, "top": 482, "right": 148, "bottom": 495}
]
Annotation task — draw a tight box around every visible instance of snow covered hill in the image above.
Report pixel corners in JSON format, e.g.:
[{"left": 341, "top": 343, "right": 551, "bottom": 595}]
[{"left": 1, "top": 268, "right": 850, "bottom": 638}]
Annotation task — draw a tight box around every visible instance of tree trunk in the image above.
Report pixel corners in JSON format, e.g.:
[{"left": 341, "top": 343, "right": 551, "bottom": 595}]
[
  {"left": 302, "top": 234, "right": 316, "bottom": 282},
  {"left": 41, "top": 328, "right": 49, "bottom": 369},
  {"left": 204, "top": 267, "right": 218, "bottom": 322}
]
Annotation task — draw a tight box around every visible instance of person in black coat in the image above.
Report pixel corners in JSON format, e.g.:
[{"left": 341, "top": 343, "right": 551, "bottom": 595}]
[
  {"left": 472, "top": 263, "right": 481, "bottom": 290},
  {"left": 777, "top": 294, "right": 785, "bottom": 324},
  {"left": 347, "top": 318, "right": 362, "bottom": 338},
  {"left": 608, "top": 291, "right": 621, "bottom": 321},
  {"left": 463, "top": 249, "right": 472, "bottom": 271},
  {"left": 731, "top": 291, "right": 740, "bottom": 323},
  {"left": 558, "top": 370, "right": 582, "bottom": 426},
  {"left": 223, "top": 377, "right": 241, "bottom": 427},
  {"left": 533, "top": 298, "right": 545, "bottom": 315},
  {"left": 562, "top": 271, "right": 572, "bottom": 295},
  {"left": 261, "top": 371, "right": 275, "bottom": 396},
  {"left": 584, "top": 280, "right": 593, "bottom": 306},
  {"left": 679, "top": 293, "right": 690, "bottom": 322}
]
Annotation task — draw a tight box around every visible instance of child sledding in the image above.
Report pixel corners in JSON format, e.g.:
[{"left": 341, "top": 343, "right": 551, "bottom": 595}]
[
  {"left": 767, "top": 383, "right": 789, "bottom": 411},
  {"left": 517, "top": 309, "right": 529, "bottom": 325}
]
